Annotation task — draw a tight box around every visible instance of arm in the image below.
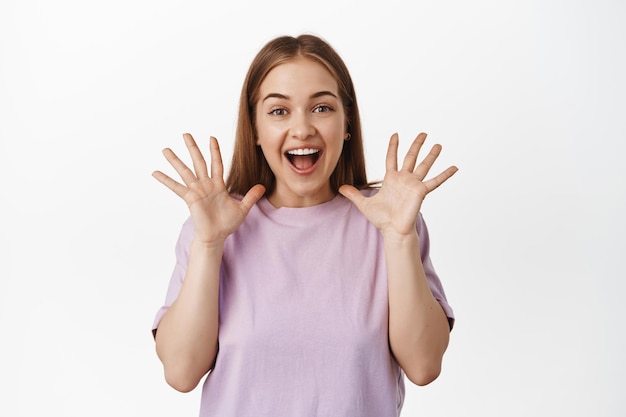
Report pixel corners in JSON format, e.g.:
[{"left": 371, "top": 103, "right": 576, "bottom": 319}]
[
  {"left": 154, "top": 240, "right": 223, "bottom": 392},
  {"left": 384, "top": 231, "right": 450, "bottom": 386},
  {"left": 339, "top": 132, "right": 457, "bottom": 386},
  {"left": 152, "top": 134, "right": 265, "bottom": 392}
]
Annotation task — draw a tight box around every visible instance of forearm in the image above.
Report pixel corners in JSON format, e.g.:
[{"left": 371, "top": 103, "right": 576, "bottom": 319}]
[
  {"left": 385, "top": 231, "right": 450, "bottom": 386},
  {"left": 155, "top": 239, "right": 222, "bottom": 392}
]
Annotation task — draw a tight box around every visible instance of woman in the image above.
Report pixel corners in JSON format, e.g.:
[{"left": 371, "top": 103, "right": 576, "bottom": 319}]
[{"left": 152, "top": 34, "right": 457, "bottom": 417}]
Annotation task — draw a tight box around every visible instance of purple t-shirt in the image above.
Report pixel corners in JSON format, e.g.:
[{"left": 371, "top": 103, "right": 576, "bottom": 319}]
[{"left": 153, "top": 191, "right": 453, "bottom": 417}]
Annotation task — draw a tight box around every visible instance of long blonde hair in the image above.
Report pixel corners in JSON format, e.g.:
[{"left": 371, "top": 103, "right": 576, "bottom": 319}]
[{"left": 225, "top": 34, "right": 369, "bottom": 196}]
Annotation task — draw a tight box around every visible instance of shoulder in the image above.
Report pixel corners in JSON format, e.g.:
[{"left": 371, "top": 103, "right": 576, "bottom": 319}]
[
  {"left": 172, "top": 216, "right": 195, "bottom": 256},
  {"left": 180, "top": 215, "right": 195, "bottom": 238}
]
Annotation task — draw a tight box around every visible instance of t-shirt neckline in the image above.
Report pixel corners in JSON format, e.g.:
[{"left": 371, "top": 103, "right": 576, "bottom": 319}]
[{"left": 256, "top": 193, "right": 347, "bottom": 225}]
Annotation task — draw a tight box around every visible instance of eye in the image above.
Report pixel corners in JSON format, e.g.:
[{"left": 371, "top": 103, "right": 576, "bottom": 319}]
[
  {"left": 269, "top": 108, "right": 287, "bottom": 116},
  {"left": 313, "top": 105, "right": 333, "bottom": 113}
]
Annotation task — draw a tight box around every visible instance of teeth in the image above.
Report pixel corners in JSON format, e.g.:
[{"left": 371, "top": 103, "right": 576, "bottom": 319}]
[{"left": 286, "top": 148, "right": 319, "bottom": 156}]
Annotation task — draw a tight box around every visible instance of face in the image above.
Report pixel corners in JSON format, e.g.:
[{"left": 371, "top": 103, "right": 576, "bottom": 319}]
[{"left": 255, "top": 57, "right": 347, "bottom": 208}]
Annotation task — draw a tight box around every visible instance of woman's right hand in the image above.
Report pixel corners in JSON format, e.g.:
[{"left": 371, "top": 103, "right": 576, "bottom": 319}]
[{"left": 152, "top": 133, "right": 266, "bottom": 246}]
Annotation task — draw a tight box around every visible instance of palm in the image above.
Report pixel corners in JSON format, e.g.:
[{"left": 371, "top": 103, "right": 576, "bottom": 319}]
[
  {"left": 339, "top": 133, "right": 457, "bottom": 238},
  {"left": 153, "top": 133, "right": 265, "bottom": 244},
  {"left": 184, "top": 178, "right": 254, "bottom": 240}
]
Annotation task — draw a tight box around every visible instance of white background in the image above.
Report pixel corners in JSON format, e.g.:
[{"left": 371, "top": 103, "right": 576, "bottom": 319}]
[{"left": 1, "top": 0, "right": 624, "bottom": 416}]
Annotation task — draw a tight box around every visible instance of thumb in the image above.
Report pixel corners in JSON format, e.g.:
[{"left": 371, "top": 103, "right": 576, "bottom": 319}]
[
  {"left": 338, "top": 185, "right": 366, "bottom": 209},
  {"left": 240, "top": 184, "right": 266, "bottom": 213}
]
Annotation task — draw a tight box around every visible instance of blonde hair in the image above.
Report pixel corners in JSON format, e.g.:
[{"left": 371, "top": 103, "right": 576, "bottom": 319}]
[{"left": 226, "top": 34, "right": 369, "bottom": 196}]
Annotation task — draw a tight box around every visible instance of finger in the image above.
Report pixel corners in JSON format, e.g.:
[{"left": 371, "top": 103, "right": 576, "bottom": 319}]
[
  {"left": 422, "top": 166, "right": 459, "bottom": 193},
  {"left": 338, "top": 185, "right": 368, "bottom": 211},
  {"left": 152, "top": 170, "right": 188, "bottom": 199},
  {"left": 414, "top": 144, "right": 442, "bottom": 181},
  {"left": 239, "top": 184, "right": 266, "bottom": 213},
  {"left": 385, "top": 133, "right": 399, "bottom": 172},
  {"left": 209, "top": 136, "right": 224, "bottom": 179},
  {"left": 162, "top": 147, "right": 197, "bottom": 186},
  {"left": 183, "top": 133, "right": 209, "bottom": 179},
  {"left": 401, "top": 132, "right": 427, "bottom": 172}
]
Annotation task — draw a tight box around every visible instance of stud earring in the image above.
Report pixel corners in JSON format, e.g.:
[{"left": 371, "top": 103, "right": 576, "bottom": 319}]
[{"left": 344, "top": 133, "right": 351, "bottom": 141}]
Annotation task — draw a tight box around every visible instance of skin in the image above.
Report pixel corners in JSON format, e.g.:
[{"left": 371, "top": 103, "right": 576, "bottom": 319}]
[
  {"left": 152, "top": 58, "right": 458, "bottom": 391},
  {"left": 339, "top": 132, "right": 458, "bottom": 385},
  {"left": 255, "top": 57, "right": 347, "bottom": 208}
]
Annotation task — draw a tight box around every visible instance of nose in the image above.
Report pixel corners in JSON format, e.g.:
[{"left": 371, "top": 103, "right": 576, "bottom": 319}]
[{"left": 289, "top": 111, "right": 316, "bottom": 140}]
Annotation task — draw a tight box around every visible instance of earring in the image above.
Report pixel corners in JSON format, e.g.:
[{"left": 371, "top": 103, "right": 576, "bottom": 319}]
[{"left": 344, "top": 133, "right": 351, "bottom": 141}]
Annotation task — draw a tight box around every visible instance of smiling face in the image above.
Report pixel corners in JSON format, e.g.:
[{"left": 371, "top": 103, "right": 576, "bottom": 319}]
[{"left": 255, "top": 57, "right": 347, "bottom": 208}]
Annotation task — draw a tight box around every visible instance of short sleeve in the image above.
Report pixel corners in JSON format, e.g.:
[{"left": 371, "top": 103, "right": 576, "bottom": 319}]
[
  {"left": 152, "top": 216, "right": 194, "bottom": 336},
  {"left": 416, "top": 213, "right": 455, "bottom": 330}
]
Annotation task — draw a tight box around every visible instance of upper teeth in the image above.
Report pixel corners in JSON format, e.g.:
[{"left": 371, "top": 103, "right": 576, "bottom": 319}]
[{"left": 287, "top": 148, "right": 319, "bottom": 156}]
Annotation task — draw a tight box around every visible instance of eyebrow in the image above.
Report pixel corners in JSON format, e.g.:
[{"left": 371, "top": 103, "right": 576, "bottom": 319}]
[{"left": 262, "top": 90, "right": 338, "bottom": 102}]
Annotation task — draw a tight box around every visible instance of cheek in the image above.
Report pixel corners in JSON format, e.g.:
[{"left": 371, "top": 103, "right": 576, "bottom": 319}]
[
  {"left": 256, "top": 136, "right": 282, "bottom": 163},
  {"left": 321, "top": 122, "right": 346, "bottom": 147},
  {"left": 254, "top": 122, "right": 269, "bottom": 147},
  {"left": 255, "top": 119, "right": 284, "bottom": 143},
  {"left": 256, "top": 132, "right": 280, "bottom": 151}
]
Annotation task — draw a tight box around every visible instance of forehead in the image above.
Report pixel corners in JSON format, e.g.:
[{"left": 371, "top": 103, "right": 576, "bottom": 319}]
[{"left": 259, "top": 57, "right": 339, "bottom": 97}]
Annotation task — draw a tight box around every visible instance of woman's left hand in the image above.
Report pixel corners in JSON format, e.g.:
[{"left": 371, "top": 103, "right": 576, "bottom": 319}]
[{"left": 339, "top": 133, "right": 458, "bottom": 239}]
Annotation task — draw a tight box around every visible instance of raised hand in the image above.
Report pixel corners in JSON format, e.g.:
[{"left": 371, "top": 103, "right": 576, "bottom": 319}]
[
  {"left": 152, "top": 133, "right": 266, "bottom": 246},
  {"left": 339, "top": 133, "right": 457, "bottom": 239}
]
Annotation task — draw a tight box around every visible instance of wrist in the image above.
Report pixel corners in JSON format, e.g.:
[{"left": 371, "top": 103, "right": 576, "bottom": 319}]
[
  {"left": 382, "top": 229, "right": 420, "bottom": 247},
  {"left": 190, "top": 237, "right": 226, "bottom": 252}
]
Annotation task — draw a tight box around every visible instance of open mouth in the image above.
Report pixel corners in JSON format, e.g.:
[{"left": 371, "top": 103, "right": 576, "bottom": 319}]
[{"left": 285, "top": 148, "right": 321, "bottom": 171}]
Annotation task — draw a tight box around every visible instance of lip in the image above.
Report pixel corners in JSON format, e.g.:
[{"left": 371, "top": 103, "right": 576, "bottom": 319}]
[{"left": 284, "top": 148, "right": 323, "bottom": 175}]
